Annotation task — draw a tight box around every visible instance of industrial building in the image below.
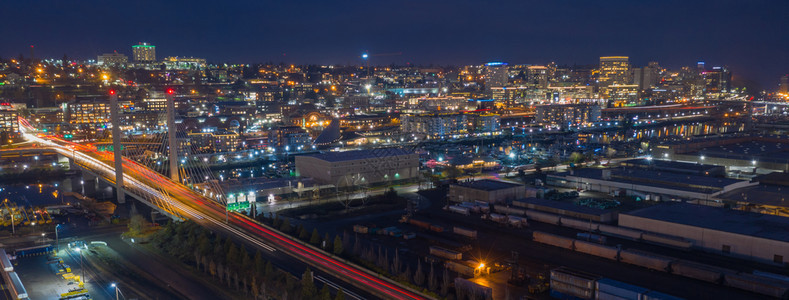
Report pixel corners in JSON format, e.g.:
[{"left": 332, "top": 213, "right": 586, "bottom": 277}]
[
  {"left": 547, "top": 168, "right": 756, "bottom": 203},
  {"left": 619, "top": 203, "right": 789, "bottom": 265},
  {"left": 295, "top": 148, "right": 418, "bottom": 187},
  {"left": 653, "top": 135, "right": 789, "bottom": 172},
  {"left": 618, "top": 158, "right": 726, "bottom": 177},
  {"left": 449, "top": 179, "right": 526, "bottom": 204},
  {"left": 513, "top": 197, "right": 617, "bottom": 223}
]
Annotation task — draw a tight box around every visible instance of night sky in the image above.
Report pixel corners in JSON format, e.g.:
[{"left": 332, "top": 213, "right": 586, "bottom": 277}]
[{"left": 4, "top": 0, "right": 788, "bottom": 87}]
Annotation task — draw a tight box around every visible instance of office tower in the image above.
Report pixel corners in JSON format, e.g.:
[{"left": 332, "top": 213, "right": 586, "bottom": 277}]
[
  {"left": 633, "top": 61, "right": 660, "bottom": 91},
  {"left": 132, "top": 42, "right": 156, "bottom": 62},
  {"left": 484, "top": 62, "right": 509, "bottom": 89},
  {"left": 599, "top": 56, "right": 631, "bottom": 86}
]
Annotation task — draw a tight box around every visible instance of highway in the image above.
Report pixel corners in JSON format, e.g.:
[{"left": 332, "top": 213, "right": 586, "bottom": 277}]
[{"left": 21, "top": 131, "right": 431, "bottom": 300}]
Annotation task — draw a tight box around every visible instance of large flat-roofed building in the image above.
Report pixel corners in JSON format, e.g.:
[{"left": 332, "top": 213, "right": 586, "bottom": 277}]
[
  {"left": 619, "top": 203, "right": 789, "bottom": 265},
  {"left": 449, "top": 179, "right": 527, "bottom": 204},
  {"left": 547, "top": 168, "right": 756, "bottom": 202},
  {"left": 654, "top": 135, "right": 789, "bottom": 172},
  {"left": 513, "top": 197, "right": 617, "bottom": 223},
  {"left": 618, "top": 158, "right": 726, "bottom": 177},
  {"left": 97, "top": 52, "right": 128, "bottom": 66},
  {"left": 295, "top": 148, "right": 418, "bottom": 187}
]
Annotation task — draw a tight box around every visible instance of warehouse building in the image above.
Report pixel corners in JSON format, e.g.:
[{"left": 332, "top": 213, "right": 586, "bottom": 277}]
[
  {"left": 620, "top": 203, "right": 789, "bottom": 265},
  {"left": 547, "top": 168, "right": 756, "bottom": 203},
  {"left": 295, "top": 148, "right": 418, "bottom": 187},
  {"left": 653, "top": 134, "right": 789, "bottom": 172},
  {"left": 449, "top": 179, "right": 528, "bottom": 204}
]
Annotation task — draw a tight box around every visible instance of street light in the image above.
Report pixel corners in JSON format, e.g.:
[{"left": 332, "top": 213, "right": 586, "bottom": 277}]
[
  {"left": 55, "top": 224, "right": 62, "bottom": 252},
  {"left": 111, "top": 283, "right": 119, "bottom": 300}
]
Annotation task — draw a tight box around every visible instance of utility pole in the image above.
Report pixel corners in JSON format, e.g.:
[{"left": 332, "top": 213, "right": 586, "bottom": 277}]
[
  {"left": 166, "top": 88, "right": 179, "bottom": 182},
  {"left": 109, "top": 89, "right": 125, "bottom": 203}
]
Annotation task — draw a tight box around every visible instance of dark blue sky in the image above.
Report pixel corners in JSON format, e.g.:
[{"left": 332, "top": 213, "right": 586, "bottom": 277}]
[{"left": 4, "top": 0, "right": 788, "bottom": 87}]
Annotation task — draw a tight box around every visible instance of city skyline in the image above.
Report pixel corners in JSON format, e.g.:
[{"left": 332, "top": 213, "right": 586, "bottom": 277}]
[{"left": 3, "top": 0, "right": 787, "bottom": 87}]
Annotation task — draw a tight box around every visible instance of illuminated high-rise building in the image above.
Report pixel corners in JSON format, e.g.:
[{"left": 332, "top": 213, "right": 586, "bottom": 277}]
[
  {"left": 484, "top": 62, "right": 509, "bottom": 89},
  {"left": 633, "top": 61, "right": 660, "bottom": 91},
  {"left": 599, "top": 56, "right": 631, "bottom": 86},
  {"left": 132, "top": 42, "right": 156, "bottom": 62}
]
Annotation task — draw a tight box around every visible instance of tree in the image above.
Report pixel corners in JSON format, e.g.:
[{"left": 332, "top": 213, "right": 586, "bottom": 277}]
[
  {"left": 128, "top": 214, "right": 147, "bottom": 235},
  {"left": 209, "top": 260, "right": 217, "bottom": 278},
  {"left": 333, "top": 235, "right": 343, "bottom": 255},
  {"left": 197, "top": 232, "right": 212, "bottom": 256},
  {"left": 251, "top": 275, "right": 260, "bottom": 299},
  {"left": 318, "top": 284, "right": 332, "bottom": 300},
  {"left": 310, "top": 228, "right": 321, "bottom": 245},
  {"left": 240, "top": 246, "right": 252, "bottom": 275},
  {"left": 280, "top": 218, "right": 291, "bottom": 233},
  {"left": 298, "top": 225, "right": 308, "bottom": 240},
  {"left": 441, "top": 267, "right": 450, "bottom": 296},
  {"left": 254, "top": 250, "right": 265, "bottom": 276},
  {"left": 428, "top": 263, "right": 438, "bottom": 292},
  {"left": 335, "top": 289, "right": 346, "bottom": 300},
  {"left": 226, "top": 243, "right": 239, "bottom": 268},
  {"left": 301, "top": 268, "right": 317, "bottom": 298},
  {"left": 264, "top": 261, "right": 275, "bottom": 281},
  {"left": 414, "top": 260, "right": 425, "bottom": 286},
  {"left": 391, "top": 251, "right": 401, "bottom": 276},
  {"left": 444, "top": 166, "right": 462, "bottom": 179},
  {"left": 400, "top": 264, "right": 411, "bottom": 283}
]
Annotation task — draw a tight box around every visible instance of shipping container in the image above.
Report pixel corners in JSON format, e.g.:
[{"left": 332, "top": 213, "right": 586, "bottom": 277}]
[
  {"left": 561, "top": 217, "right": 599, "bottom": 232},
  {"left": 598, "top": 224, "right": 643, "bottom": 240},
  {"left": 448, "top": 205, "right": 471, "bottom": 216},
  {"left": 493, "top": 205, "right": 526, "bottom": 216},
  {"left": 352, "top": 225, "right": 368, "bottom": 234},
  {"left": 533, "top": 231, "right": 574, "bottom": 250},
  {"left": 408, "top": 218, "right": 432, "bottom": 230},
  {"left": 669, "top": 260, "right": 732, "bottom": 284},
  {"left": 641, "top": 233, "right": 692, "bottom": 249},
  {"left": 453, "top": 226, "right": 478, "bottom": 239},
  {"left": 641, "top": 290, "right": 685, "bottom": 300},
  {"left": 525, "top": 210, "right": 561, "bottom": 225},
  {"left": 573, "top": 240, "right": 619, "bottom": 260},
  {"left": 507, "top": 215, "right": 528, "bottom": 227},
  {"left": 0, "top": 249, "right": 13, "bottom": 272},
  {"left": 550, "top": 267, "right": 598, "bottom": 300},
  {"left": 486, "top": 213, "right": 508, "bottom": 223},
  {"left": 576, "top": 233, "right": 607, "bottom": 244},
  {"left": 429, "top": 225, "right": 444, "bottom": 233},
  {"left": 445, "top": 261, "right": 475, "bottom": 277},
  {"left": 429, "top": 246, "right": 463, "bottom": 260},
  {"left": 723, "top": 272, "right": 789, "bottom": 299},
  {"left": 595, "top": 278, "right": 649, "bottom": 300},
  {"left": 618, "top": 249, "right": 673, "bottom": 272},
  {"left": 6, "top": 271, "right": 28, "bottom": 299}
]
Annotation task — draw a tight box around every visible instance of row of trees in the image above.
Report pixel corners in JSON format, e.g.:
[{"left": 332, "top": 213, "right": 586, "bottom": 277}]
[
  {"left": 258, "top": 213, "right": 345, "bottom": 256},
  {"left": 256, "top": 213, "right": 479, "bottom": 299},
  {"left": 148, "top": 221, "right": 345, "bottom": 300}
]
